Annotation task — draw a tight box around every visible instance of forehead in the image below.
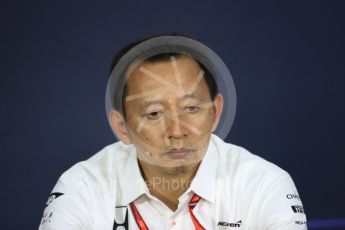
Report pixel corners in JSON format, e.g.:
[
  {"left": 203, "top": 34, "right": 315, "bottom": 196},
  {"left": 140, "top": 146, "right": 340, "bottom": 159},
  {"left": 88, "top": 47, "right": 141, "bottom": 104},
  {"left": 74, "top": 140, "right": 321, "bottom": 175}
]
[{"left": 125, "top": 56, "right": 209, "bottom": 98}]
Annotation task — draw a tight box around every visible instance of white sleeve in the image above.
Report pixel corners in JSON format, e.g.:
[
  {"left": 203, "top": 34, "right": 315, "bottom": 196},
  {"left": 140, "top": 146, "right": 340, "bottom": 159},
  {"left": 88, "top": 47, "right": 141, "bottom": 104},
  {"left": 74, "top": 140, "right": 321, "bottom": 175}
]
[
  {"left": 257, "top": 171, "right": 308, "bottom": 230},
  {"left": 38, "top": 169, "right": 92, "bottom": 230}
]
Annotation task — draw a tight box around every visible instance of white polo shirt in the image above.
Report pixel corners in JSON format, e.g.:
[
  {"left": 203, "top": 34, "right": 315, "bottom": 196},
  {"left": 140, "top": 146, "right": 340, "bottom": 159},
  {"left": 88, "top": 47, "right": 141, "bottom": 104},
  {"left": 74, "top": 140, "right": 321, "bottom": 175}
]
[{"left": 39, "top": 134, "right": 307, "bottom": 230}]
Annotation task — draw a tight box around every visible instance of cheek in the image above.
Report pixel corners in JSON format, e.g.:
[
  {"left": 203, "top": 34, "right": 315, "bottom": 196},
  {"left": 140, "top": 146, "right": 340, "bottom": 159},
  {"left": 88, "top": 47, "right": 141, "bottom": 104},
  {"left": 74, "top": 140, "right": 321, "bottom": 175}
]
[
  {"left": 182, "top": 110, "right": 214, "bottom": 130},
  {"left": 134, "top": 124, "right": 166, "bottom": 148},
  {"left": 140, "top": 125, "right": 163, "bottom": 140}
]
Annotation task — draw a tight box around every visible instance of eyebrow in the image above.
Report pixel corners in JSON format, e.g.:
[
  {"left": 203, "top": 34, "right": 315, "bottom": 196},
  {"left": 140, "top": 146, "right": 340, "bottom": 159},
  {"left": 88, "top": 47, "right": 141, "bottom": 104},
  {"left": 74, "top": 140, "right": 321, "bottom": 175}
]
[
  {"left": 140, "top": 93, "right": 202, "bottom": 109},
  {"left": 179, "top": 92, "right": 202, "bottom": 100},
  {"left": 141, "top": 100, "right": 163, "bottom": 109}
]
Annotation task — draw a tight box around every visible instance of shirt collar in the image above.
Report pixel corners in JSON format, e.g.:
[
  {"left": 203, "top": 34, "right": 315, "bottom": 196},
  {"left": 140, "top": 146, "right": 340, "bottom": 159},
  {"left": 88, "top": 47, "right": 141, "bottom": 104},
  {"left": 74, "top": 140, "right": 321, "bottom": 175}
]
[
  {"left": 120, "top": 146, "right": 149, "bottom": 205},
  {"left": 188, "top": 135, "right": 218, "bottom": 203}
]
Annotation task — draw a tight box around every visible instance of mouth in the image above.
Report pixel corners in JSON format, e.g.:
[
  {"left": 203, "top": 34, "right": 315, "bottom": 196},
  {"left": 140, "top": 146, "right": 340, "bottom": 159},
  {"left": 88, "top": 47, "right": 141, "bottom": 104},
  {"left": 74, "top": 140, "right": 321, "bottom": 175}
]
[{"left": 164, "top": 148, "right": 192, "bottom": 159}]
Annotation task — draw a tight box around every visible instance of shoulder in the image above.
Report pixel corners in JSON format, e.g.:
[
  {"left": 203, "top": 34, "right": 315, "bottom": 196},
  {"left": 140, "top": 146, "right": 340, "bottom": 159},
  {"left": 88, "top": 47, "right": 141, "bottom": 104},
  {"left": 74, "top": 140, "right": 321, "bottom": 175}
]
[
  {"left": 56, "top": 141, "right": 134, "bottom": 191},
  {"left": 39, "top": 141, "right": 134, "bottom": 230},
  {"left": 210, "top": 135, "right": 307, "bottom": 229},
  {"left": 211, "top": 134, "right": 291, "bottom": 184}
]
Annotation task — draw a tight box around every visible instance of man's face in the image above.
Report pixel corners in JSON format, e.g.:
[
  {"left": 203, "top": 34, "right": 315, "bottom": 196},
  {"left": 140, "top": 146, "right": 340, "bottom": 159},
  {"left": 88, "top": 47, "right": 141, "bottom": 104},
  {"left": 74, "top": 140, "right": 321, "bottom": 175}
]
[{"left": 123, "top": 56, "right": 218, "bottom": 175}]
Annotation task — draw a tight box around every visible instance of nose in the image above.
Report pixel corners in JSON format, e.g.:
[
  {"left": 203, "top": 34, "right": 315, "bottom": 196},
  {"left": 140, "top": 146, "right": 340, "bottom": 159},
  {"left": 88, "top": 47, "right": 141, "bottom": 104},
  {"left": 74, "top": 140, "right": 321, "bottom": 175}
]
[{"left": 165, "top": 109, "right": 187, "bottom": 140}]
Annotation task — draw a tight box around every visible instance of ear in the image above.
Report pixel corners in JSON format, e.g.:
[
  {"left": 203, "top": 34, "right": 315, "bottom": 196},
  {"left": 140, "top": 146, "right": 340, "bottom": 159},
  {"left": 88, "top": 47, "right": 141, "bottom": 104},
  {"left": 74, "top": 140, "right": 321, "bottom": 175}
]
[
  {"left": 108, "top": 110, "right": 132, "bottom": 145},
  {"left": 211, "top": 93, "right": 224, "bottom": 132}
]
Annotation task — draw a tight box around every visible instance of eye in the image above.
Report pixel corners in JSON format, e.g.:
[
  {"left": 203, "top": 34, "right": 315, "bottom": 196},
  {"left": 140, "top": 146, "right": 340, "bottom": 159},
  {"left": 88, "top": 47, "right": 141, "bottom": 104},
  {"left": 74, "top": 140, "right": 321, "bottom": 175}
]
[
  {"left": 184, "top": 106, "right": 200, "bottom": 113},
  {"left": 144, "top": 111, "right": 164, "bottom": 120}
]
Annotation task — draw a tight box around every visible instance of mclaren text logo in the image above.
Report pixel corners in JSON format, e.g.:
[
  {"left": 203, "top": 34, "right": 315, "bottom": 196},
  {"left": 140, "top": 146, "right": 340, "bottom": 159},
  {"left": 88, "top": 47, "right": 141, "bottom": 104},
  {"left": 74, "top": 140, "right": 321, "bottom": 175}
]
[{"left": 217, "top": 220, "right": 242, "bottom": 227}]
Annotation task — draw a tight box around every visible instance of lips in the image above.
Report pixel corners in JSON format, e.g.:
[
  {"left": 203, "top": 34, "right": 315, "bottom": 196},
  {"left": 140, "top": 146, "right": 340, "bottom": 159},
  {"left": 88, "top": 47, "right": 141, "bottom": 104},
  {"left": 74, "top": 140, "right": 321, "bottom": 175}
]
[{"left": 165, "top": 148, "right": 191, "bottom": 159}]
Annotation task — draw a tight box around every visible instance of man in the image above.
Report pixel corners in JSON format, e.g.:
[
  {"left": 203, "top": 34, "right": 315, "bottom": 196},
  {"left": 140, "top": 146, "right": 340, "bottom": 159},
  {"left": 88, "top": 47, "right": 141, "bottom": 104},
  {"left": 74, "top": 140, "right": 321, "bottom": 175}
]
[{"left": 39, "top": 34, "right": 307, "bottom": 229}]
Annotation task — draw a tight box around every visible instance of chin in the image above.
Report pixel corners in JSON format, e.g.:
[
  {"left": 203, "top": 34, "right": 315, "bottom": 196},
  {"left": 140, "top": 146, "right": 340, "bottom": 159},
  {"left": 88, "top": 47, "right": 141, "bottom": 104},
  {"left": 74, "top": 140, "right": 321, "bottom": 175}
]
[
  {"left": 161, "top": 160, "right": 199, "bottom": 175},
  {"left": 163, "top": 165, "right": 189, "bottom": 175}
]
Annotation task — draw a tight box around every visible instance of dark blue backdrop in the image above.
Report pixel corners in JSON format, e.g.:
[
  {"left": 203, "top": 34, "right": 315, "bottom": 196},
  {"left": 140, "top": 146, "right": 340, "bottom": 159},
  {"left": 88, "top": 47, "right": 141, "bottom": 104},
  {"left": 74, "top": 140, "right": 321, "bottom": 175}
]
[{"left": 1, "top": 0, "right": 344, "bottom": 229}]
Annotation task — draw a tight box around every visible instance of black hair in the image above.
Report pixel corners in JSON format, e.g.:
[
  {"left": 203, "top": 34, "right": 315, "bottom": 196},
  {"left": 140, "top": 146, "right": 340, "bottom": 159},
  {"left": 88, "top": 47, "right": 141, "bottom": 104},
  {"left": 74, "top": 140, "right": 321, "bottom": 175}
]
[{"left": 109, "top": 33, "right": 219, "bottom": 118}]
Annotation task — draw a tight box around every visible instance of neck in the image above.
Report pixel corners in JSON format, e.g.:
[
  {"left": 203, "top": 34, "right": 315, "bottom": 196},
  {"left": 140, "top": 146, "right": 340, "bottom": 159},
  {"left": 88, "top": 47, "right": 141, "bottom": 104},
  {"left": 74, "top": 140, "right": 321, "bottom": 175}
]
[{"left": 138, "top": 159, "right": 200, "bottom": 211}]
